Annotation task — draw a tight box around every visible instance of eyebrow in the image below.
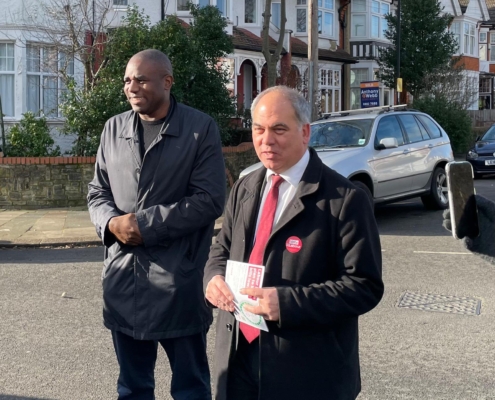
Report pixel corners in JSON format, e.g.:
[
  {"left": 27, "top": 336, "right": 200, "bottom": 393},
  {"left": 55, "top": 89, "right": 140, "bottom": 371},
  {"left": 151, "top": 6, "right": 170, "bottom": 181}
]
[
  {"left": 253, "top": 122, "right": 290, "bottom": 129},
  {"left": 123, "top": 75, "right": 149, "bottom": 81}
]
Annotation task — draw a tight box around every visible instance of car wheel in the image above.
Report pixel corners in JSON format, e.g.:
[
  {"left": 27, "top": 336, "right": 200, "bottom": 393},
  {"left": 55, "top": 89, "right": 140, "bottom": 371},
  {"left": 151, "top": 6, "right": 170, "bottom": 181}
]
[
  {"left": 421, "top": 166, "right": 449, "bottom": 210},
  {"left": 352, "top": 181, "right": 374, "bottom": 208}
]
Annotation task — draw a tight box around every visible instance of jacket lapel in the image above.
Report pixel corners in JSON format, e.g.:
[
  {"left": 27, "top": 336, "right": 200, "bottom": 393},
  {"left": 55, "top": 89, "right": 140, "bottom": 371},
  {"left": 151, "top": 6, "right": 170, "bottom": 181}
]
[
  {"left": 239, "top": 167, "right": 266, "bottom": 260},
  {"left": 121, "top": 112, "right": 142, "bottom": 167}
]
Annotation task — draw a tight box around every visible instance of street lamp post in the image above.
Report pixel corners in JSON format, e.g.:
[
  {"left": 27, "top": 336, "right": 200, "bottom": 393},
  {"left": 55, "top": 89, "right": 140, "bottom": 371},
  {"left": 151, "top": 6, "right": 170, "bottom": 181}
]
[{"left": 396, "top": 0, "right": 401, "bottom": 105}]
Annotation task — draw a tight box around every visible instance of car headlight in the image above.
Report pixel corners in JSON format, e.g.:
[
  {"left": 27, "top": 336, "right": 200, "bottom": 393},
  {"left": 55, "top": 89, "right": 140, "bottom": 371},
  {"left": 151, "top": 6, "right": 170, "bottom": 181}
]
[{"left": 467, "top": 150, "right": 478, "bottom": 159}]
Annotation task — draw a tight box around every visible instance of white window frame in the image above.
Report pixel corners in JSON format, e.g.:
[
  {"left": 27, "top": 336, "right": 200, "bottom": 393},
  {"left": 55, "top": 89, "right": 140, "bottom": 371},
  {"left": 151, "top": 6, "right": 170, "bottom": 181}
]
[
  {"left": 490, "top": 33, "right": 495, "bottom": 61},
  {"left": 480, "top": 32, "right": 487, "bottom": 43},
  {"left": 271, "top": 1, "right": 281, "bottom": 29},
  {"left": 0, "top": 42, "right": 15, "bottom": 118},
  {"left": 215, "top": 0, "right": 230, "bottom": 18},
  {"left": 26, "top": 44, "right": 74, "bottom": 119},
  {"left": 371, "top": 0, "right": 389, "bottom": 39},
  {"left": 113, "top": 0, "right": 127, "bottom": 7},
  {"left": 296, "top": 0, "right": 307, "bottom": 33},
  {"left": 350, "top": 68, "right": 369, "bottom": 109},
  {"left": 319, "top": 68, "right": 340, "bottom": 113},
  {"left": 244, "top": 0, "right": 258, "bottom": 24},
  {"left": 450, "top": 22, "right": 461, "bottom": 53},
  {"left": 351, "top": 0, "right": 366, "bottom": 38},
  {"left": 463, "top": 22, "right": 476, "bottom": 56},
  {"left": 318, "top": 0, "right": 334, "bottom": 37}
]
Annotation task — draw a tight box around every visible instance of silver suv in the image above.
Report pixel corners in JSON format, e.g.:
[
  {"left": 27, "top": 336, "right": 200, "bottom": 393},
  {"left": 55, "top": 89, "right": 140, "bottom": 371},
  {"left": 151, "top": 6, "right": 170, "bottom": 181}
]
[{"left": 240, "top": 105, "right": 454, "bottom": 210}]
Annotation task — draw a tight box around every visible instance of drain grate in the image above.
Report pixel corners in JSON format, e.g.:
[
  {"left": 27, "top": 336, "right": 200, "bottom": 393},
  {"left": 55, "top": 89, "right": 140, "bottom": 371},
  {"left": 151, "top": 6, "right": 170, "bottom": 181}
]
[{"left": 397, "top": 291, "right": 481, "bottom": 316}]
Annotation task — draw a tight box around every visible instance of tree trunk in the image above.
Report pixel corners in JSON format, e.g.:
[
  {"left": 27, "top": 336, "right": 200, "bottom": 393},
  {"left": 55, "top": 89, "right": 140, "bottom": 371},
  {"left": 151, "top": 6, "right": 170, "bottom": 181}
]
[{"left": 261, "top": 0, "right": 286, "bottom": 88}]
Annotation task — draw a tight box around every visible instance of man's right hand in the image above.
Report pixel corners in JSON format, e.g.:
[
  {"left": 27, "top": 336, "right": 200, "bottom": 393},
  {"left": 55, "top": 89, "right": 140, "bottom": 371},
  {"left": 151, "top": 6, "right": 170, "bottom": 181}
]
[
  {"left": 108, "top": 214, "right": 143, "bottom": 246},
  {"left": 205, "top": 275, "right": 235, "bottom": 312}
]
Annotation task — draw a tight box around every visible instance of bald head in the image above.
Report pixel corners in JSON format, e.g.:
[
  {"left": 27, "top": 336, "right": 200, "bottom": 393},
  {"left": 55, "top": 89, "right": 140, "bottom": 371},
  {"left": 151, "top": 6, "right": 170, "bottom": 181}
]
[
  {"left": 124, "top": 49, "right": 174, "bottom": 120},
  {"left": 130, "top": 49, "right": 174, "bottom": 78}
]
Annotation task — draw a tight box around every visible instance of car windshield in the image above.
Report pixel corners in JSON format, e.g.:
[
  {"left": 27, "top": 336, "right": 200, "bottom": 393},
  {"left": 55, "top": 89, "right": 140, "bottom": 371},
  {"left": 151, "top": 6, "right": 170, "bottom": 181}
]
[
  {"left": 481, "top": 126, "right": 495, "bottom": 141},
  {"left": 309, "top": 119, "right": 373, "bottom": 149}
]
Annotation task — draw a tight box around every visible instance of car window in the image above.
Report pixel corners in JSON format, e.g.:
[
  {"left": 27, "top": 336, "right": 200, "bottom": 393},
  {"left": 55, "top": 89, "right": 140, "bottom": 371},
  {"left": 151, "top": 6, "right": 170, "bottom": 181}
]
[
  {"left": 417, "top": 115, "right": 442, "bottom": 138},
  {"left": 374, "top": 116, "right": 404, "bottom": 147},
  {"left": 309, "top": 119, "right": 372, "bottom": 148},
  {"left": 481, "top": 126, "right": 495, "bottom": 140},
  {"left": 414, "top": 116, "right": 431, "bottom": 140},
  {"left": 398, "top": 115, "right": 423, "bottom": 143}
]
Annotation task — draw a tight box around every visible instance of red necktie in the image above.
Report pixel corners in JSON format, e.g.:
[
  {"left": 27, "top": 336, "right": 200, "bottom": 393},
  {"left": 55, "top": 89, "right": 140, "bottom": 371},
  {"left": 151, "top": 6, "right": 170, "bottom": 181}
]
[{"left": 240, "top": 174, "right": 285, "bottom": 343}]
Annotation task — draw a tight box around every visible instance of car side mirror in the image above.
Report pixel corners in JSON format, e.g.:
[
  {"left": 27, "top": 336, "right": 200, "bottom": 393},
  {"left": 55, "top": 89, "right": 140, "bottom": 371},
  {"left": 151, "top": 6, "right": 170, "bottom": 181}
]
[
  {"left": 375, "top": 137, "right": 398, "bottom": 150},
  {"left": 476, "top": 136, "right": 481, "bottom": 141}
]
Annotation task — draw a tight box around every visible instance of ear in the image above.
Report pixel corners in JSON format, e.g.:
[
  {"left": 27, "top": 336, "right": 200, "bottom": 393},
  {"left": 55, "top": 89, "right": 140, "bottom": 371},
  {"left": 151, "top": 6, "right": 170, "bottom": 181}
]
[
  {"left": 302, "top": 123, "right": 311, "bottom": 145},
  {"left": 164, "top": 75, "right": 174, "bottom": 90}
]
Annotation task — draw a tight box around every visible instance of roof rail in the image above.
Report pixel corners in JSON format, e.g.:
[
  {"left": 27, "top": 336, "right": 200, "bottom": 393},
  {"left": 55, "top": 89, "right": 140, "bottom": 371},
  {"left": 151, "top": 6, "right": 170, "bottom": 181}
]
[{"left": 320, "top": 104, "right": 409, "bottom": 119}]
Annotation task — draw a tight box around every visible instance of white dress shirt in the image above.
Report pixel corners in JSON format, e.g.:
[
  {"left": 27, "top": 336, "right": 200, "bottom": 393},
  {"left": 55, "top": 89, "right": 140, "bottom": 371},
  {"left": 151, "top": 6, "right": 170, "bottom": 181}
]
[{"left": 254, "top": 149, "right": 310, "bottom": 236}]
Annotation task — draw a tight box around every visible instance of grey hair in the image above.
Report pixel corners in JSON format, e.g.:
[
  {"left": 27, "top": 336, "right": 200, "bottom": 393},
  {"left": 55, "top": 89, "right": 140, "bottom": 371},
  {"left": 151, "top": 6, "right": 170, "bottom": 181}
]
[
  {"left": 132, "top": 49, "right": 174, "bottom": 77},
  {"left": 250, "top": 86, "right": 311, "bottom": 126}
]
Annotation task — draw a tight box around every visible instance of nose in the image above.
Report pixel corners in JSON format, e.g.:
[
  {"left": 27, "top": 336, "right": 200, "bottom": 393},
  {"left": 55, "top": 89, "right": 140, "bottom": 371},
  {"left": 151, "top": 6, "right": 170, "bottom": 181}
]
[
  {"left": 127, "top": 79, "right": 139, "bottom": 93},
  {"left": 262, "top": 129, "right": 276, "bottom": 146}
]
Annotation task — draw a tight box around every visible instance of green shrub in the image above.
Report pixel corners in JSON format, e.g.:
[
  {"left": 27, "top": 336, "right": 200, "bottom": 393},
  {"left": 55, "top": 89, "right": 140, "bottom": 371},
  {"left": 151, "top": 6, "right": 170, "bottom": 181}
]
[
  {"left": 7, "top": 112, "right": 61, "bottom": 157},
  {"left": 413, "top": 96, "right": 472, "bottom": 154}
]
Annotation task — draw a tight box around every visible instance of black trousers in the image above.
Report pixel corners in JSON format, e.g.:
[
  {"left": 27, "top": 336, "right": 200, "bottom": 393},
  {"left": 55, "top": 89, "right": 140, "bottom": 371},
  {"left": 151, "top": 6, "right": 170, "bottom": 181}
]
[
  {"left": 226, "top": 334, "right": 260, "bottom": 400},
  {"left": 111, "top": 330, "right": 211, "bottom": 400}
]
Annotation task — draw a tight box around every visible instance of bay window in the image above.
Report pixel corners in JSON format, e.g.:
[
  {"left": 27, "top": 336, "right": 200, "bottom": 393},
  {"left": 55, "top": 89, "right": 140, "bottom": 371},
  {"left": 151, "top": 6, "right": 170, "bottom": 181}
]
[
  {"left": 320, "top": 68, "right": 340, "bottom": 113},
  {"left": 351, "top": 0, "right": 366, "bottom": 37},
  {"left": 272, "top": 2, "right": 281, "bottom": 28},
  {"left": 318, "top": 0, "right": 334, "bottom": 37},
  {"left": 350, "top": 68, "right": 369, "bottom": 109},
  {"left": 296, "top": 0, "right": 307, "bottom": 33},
  {"left": 26, "top": 44, "right": 73, "bottom": 118},
  {"left": 371, "top": 0, "right": 389, "bottom": 39},
  {"left": 245, "top": 0, "right": 257, "bottom": 23},
  {"left": 463, "top": 22, "right": 475, "bottom": 56},
  {"left": 491, "top": 33, "right": 495, "bottom": 61},
  {"left": 0, "top": 43, "right": 14, "bottom": 117}
]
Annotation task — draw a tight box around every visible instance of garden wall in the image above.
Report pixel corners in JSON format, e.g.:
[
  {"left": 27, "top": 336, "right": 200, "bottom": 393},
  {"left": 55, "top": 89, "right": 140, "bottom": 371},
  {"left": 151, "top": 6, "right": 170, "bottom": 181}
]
[{"left": 0, "top": 143, "right": 258, "bottom": 209}]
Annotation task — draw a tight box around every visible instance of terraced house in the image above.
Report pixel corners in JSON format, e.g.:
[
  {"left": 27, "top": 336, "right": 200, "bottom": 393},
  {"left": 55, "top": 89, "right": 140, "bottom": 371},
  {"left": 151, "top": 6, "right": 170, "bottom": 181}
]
[{"left": 3, "top": 0, "right": 495, "bottom": 150}]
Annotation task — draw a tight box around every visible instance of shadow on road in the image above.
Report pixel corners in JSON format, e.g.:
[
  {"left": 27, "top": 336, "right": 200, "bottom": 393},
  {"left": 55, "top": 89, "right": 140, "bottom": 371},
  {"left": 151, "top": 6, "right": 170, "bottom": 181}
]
[
  {"left": 0, "top": 247, "right": 104, "bottom": 264},
  {"left": 374, "top": 199, "right": 450, "bottom": 237},
  {"left": 0, "top": 395, "right": 55, "bottom": 400}
]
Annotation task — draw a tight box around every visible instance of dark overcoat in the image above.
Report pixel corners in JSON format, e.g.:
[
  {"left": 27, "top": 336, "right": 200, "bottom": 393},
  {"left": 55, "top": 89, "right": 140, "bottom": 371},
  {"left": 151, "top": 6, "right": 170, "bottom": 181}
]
[
  {"left": 88, "top": 102, "right": 225, "bottom": 340},
  {"left": 204, "top": 148, "right": 384, "bottom": 400}
]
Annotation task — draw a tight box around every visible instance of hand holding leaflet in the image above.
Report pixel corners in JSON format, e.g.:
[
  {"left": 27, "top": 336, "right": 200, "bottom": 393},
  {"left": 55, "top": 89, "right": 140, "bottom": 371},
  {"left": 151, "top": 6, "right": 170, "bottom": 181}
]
[{"left": 225, "top": 260, "right": 269, "bottom": 332}]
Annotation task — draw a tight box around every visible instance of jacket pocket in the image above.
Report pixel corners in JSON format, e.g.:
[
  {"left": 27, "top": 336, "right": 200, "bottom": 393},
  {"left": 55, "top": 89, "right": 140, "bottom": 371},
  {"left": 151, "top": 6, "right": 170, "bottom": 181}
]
[{"left": 102, "top": 242, "right": 122, "bottom": 280}]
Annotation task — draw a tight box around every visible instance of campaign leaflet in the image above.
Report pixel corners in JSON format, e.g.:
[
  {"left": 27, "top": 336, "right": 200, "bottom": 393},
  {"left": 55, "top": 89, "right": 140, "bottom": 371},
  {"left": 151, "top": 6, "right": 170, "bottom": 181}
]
[{"left": 225, "top": 260, "right": 269, "bottom": 332}]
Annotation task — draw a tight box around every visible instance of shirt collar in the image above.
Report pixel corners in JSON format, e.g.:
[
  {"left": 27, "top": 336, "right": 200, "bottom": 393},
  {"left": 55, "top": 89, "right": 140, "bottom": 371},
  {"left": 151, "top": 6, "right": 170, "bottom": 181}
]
[{"left": 265, "top": 149, "right": 310, "bottom": 187}]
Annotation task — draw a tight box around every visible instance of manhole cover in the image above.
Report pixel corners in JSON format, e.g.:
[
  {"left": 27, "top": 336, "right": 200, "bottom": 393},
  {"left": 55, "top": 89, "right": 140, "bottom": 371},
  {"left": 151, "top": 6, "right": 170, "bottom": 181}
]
[{"left": 397, "top": 291, "right": 481, "bottom": 316}]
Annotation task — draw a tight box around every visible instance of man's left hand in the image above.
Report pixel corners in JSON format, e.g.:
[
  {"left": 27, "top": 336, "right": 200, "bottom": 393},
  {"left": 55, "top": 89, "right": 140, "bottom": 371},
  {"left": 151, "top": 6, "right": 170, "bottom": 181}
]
[{"left": 240, "top": 287, "right": 280, "bottom": 322}]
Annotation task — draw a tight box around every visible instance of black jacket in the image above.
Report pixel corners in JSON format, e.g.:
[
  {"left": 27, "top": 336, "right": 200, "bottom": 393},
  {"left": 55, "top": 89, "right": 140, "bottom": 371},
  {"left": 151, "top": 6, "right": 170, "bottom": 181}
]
[
  {"left": 204, "top": 148, "right": 384, "bottom": 400},
  {"left": 88, "top": 102, "right": 225, "bottom": 340}
]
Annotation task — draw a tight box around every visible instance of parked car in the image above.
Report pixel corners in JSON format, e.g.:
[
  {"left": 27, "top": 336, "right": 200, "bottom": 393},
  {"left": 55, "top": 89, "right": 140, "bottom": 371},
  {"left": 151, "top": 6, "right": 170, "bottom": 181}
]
[
  {"left": 240, "top": 105, "right": 454, "bottom": 210},
  {"left": 466, "top": 124, "right": 495, "bottom": 179}
]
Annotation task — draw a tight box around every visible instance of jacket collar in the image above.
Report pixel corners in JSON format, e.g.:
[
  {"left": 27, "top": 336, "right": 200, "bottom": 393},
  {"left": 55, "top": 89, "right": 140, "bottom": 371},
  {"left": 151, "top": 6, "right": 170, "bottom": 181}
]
[
  {"left": 121, "top": 95, "right": 180, "bottom": 139},
  {"left": 239, "top": 147, "right": 322, "bottom": 246}
]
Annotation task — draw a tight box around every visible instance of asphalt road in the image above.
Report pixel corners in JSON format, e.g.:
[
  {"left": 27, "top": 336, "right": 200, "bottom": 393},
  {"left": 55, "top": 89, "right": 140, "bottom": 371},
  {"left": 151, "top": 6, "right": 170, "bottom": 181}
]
[{"left": 2, "top": 178, "right": 495, "bottom": 399}]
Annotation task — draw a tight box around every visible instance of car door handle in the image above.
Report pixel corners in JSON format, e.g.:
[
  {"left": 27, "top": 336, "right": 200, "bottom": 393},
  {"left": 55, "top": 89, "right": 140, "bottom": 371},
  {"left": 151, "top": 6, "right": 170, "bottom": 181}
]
[
  {"left": 428, "top": 144, "right": 433, "bottom": 148},
  {"left": 402, "top": 149, "right": 410, "bottom": 154}
]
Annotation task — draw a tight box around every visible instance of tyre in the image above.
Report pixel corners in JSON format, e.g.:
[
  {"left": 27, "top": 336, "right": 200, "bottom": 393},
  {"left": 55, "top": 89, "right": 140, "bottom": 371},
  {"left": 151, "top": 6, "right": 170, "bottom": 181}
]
[
  {"left": 421, "top": 166, "right": 448, "bottom": 210},
  {"left": 474, "top": 171, "right": 482, "bottom": 180},
  {"left": 352, "top": 180, "right": 374, "bottom": 208}
]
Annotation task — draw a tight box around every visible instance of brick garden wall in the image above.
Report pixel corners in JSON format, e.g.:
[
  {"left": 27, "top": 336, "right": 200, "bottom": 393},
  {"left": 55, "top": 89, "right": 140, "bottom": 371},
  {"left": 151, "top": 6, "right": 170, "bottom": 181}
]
[{"left": 0, "top": 144, "right": 258, "bottom": 210}]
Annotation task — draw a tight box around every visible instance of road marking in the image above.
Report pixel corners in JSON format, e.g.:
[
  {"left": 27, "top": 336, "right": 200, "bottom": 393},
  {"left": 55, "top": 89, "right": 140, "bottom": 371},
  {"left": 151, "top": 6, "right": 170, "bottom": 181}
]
[{"left": 413, "top": 251, "right": 472, "bottom": 255}]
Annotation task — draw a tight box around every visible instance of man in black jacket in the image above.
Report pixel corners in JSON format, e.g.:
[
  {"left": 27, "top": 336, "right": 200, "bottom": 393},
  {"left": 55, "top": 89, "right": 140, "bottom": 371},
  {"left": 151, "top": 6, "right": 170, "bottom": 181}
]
[
  {"left": 88, "top": 49, "right": 225, "bottom": 400},
  {"left": 204, "top": 86, "right": 383, "bottom": 400}
]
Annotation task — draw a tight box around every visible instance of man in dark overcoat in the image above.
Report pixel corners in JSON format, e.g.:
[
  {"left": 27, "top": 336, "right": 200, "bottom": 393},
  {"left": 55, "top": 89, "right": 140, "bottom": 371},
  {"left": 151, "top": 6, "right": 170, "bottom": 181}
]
[
  {"left": 204, "top": 86, "right": 383, "bottom": 400},
  {"left": 88, "top": 49, "right": 225, "bottom": 399}
]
